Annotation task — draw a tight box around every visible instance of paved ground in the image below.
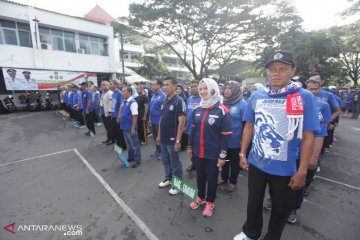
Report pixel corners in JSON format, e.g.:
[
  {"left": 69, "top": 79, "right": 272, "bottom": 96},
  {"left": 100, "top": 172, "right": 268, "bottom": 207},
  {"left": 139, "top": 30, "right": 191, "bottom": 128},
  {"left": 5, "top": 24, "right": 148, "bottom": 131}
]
[{"left": 0, "top": 111, "right": 359, "bottom": 240}]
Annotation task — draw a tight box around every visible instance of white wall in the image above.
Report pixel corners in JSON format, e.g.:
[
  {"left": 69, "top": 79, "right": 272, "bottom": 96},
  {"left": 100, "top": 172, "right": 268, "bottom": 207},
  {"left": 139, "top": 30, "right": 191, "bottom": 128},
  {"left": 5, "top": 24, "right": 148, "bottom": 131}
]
[{"left": 0, "top": 1, "right": 115, "bottom": 73}]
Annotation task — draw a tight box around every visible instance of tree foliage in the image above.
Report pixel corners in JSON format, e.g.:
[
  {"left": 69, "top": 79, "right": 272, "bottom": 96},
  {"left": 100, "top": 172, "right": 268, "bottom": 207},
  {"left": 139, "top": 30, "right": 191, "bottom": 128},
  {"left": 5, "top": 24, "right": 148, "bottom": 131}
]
[
  {"left": 342, "top": 0, "right": 360, "bottom": 17},
  {"left": 128, "top": 0, "right": 302, "bottom": 80},
  {"left": 135, "top": 56, "right": 170, "bottom": 79}
]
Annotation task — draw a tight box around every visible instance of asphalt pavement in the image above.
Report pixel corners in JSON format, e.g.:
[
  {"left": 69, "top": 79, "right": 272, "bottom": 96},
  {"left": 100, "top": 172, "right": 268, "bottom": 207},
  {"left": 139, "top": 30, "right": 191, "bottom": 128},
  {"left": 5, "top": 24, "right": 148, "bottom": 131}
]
[{"left": 0, "top": 111, "right": 359, "bottom": 240}]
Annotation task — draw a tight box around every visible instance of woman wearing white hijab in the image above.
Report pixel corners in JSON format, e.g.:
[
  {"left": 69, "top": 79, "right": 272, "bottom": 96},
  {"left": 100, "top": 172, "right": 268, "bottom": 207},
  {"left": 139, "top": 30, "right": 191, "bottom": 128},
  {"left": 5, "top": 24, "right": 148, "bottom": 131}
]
[{"left": 187, "top": 78, "right": 232, "bottom": 217}]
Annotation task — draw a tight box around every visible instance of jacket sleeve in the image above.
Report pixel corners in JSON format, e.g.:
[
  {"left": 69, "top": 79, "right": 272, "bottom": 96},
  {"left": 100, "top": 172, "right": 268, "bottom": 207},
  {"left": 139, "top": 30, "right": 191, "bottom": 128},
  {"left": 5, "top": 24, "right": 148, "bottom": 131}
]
[
  {"left": 188, "top": 109, "right": 197, "bottom": 148},
  {"left": 220, "top": 111, "right": 233, "bottom": 157}
]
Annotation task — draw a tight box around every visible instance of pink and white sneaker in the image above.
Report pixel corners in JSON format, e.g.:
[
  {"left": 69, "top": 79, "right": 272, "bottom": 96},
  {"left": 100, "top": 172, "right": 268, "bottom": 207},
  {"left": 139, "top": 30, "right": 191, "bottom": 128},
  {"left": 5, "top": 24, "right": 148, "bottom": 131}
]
[
  {"left": 189, "top": 196, "right": 205, "bottom": 210},
  {"left": 202, "top": 201, "right": 214, "bottom": 217}
]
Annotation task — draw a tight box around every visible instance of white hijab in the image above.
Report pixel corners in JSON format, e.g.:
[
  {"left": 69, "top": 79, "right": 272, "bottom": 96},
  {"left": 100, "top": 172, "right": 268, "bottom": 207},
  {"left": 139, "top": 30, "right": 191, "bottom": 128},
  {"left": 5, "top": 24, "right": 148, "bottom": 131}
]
[{"left": 199, "top": 78, "right": 222, "bottom": 108}]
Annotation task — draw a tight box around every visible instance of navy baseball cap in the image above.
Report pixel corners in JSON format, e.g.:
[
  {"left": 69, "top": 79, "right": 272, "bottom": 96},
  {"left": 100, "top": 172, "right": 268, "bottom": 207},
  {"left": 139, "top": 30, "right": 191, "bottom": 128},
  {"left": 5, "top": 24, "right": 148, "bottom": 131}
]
[{"left": 265, "top": 50, "right": 295, "bottom": 68}]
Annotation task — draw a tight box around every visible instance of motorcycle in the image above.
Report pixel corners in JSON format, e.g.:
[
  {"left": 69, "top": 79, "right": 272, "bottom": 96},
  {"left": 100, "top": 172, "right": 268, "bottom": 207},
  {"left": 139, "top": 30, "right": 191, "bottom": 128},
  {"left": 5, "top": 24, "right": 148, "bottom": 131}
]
[{"left": 0, "top": 95, "right": 17, "bottom": 113}]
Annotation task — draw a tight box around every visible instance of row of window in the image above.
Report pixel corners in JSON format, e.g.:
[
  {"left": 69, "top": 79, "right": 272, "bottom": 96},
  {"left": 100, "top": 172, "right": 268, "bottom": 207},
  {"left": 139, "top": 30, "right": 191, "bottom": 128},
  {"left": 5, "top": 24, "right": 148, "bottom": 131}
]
[
  {"left": 0, "top": 19, "right": 32, "bottom": 47},
  {"left": 0, "top": 19, "right": 108, "bottom": 56}
]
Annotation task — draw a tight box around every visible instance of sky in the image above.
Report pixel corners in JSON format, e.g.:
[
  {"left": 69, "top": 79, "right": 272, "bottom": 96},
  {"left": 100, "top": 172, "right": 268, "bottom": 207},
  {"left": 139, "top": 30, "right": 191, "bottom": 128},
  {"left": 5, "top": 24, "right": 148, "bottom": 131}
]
[{"left": 8, "top": 0, "right": 356, "bottom": 31}]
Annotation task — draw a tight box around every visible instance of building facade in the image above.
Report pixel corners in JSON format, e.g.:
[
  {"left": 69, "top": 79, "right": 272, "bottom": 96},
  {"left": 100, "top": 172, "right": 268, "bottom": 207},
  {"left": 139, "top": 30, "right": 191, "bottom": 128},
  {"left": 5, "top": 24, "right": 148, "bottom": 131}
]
[{"left": 0, "top": 0, "right": 116, "bottom": 93}]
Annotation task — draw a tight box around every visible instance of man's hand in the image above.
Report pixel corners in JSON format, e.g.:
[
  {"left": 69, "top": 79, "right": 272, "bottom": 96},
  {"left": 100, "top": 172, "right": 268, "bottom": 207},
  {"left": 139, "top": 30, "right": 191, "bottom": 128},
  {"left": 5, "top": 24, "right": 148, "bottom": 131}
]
[
  {"left": 131, "top": 128, "right": 136, "bottom": 137},
  {"left": 156, "top": 136, "right": 160, "bottom": 145},
  {"left": 187, "top": 148, "right": 192, "bottom": 157},
  {"left": 217, "top": 159, "right": 226, "bottom": 171},
  {"left": 240, "top": 156, "right": 249, "bottom": 171},
  {"left": 86, "top": 110, "right": 89, "bottom": 115},
  {"left": 116, "top": 118, "right": 120, "bottom": 124},
  {"left": 328, "top": 123, "right": 335, "bottom": 130},
  {"left": 142, "top": 116, "right": 147, "bottom": 121},
  {"left": 174, "top": 143, "right": 181, "bottom": 152},
  {"left": 289, "top": 172, "right": 306, "bottom": 190}
]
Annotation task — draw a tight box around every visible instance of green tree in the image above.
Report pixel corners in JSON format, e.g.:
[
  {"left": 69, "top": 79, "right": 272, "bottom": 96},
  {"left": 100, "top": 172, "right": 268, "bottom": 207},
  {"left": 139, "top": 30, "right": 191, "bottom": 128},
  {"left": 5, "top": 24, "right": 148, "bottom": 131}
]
[
  {"left": 128, "top": 0, "right": 302, "bottom": 80},
  {"left": 332, "top": 22, "right": 360, "bottom": 85},
  {"left": 342, "top": 0, "right": 360, "bottom": 17},
  {"left": 256, "top": 30, "right": 341, "bottom": 79},
  {"left": 135, "top": 56, "right": 170, "bottom": 79}
]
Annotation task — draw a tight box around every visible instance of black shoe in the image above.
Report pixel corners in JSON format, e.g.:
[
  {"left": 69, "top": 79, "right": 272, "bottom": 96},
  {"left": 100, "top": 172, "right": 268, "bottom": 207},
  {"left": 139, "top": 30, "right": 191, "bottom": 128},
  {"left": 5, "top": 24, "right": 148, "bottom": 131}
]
[
  {"left": 186, "top": 165, "right": 195, "bottom": 172},
  {"left": 102, "top": 139, "right": 110, "bottom": 143},
  {"left": 85, "top": 132, "right": 91, "bottom": 136},
  {"left": 131, "top": 162, "right": 140, "bottom": 168},
  {"left": 106, "top": 141, "right": 115, "bottom": 145}
]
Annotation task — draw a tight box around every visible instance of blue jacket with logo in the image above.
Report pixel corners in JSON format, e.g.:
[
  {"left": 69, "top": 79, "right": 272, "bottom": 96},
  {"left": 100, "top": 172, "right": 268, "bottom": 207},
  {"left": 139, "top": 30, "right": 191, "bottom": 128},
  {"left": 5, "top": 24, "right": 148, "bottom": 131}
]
[
  {"left": 120, "top": 98, "right": 137, "bottom": 132},
  {"left": 189, "top": 102, "right": 232, "bottom": 160}
]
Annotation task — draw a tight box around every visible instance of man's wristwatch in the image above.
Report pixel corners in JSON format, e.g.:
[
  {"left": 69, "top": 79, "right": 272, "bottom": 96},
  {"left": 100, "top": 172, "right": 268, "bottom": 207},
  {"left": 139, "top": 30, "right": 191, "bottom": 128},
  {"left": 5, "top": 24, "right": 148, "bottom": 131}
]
[
  {"left": 239, "top": 153, "right": 246, "bottom": 158},
  {"left": 176, "top": 140, "right": 181, "bottom": 144}
]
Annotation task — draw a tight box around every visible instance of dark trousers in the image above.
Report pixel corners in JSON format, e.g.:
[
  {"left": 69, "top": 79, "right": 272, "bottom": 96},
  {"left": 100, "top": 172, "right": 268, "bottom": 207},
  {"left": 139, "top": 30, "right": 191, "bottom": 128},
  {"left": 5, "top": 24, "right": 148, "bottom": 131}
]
[
  {"left": 111, "top": 118, "right": 127, "bottom": 149},
  {"left": 102, "top": 114, "right": 112, "bottom": 141},
  {"left": 84, "top": 112, "right": 95, "bottom": 134},
  {"left": 193, "top": 156, "right": 219, "bottom": 203},
  {"left": 137, "top": 119, "right": 148, "bottom": 143},
  {"left": 221, "top": 148, "right": 240, "bottom": 185},
  {"left": 151, "top": 124, "right": 160, "bottom": 152},
  {"left": 92, "top": 111, "right": 98, "bottom": 124},
  {"left": 69, "top": 106, "right": 74, "bottom": 119},
  {"left": 75, "top": 109, "right": 85, "bottom": 125},
  {"left": 243, "top": 165, "right": 294, "bottom": 240}
]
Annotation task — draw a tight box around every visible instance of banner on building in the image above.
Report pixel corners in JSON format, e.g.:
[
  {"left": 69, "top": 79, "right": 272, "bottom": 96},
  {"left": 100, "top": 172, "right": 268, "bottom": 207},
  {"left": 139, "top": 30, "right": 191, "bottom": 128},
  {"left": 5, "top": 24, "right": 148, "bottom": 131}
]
[{"left": 2, "top": 67, "right": 97, "bottom": 91}]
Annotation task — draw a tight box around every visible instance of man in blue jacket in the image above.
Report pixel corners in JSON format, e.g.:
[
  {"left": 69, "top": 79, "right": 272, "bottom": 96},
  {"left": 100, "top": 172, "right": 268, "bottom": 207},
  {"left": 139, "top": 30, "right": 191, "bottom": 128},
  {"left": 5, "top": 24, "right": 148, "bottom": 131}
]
[{"left": 119, "top": 86, "right": 141, "bottom": 168}]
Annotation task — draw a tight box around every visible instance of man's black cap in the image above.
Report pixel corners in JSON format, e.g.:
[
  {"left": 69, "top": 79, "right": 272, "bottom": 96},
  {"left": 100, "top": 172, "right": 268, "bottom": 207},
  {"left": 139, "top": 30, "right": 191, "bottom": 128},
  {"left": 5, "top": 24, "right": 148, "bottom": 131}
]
[
  {"left": 22, "top": 70, "right": 31, "bottom": 74},
  {"left": 80, "top": 81, "right": 88, "bottom": 86},
  {"left": 265, "top": 50, "right": 295, "bottom": 68}
]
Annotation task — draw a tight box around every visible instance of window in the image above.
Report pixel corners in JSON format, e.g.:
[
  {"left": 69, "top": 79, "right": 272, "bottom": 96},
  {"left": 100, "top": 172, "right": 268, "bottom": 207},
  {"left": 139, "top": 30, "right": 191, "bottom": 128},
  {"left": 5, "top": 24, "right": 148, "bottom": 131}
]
[
  {"left": 0, "top": 19, "right": 32, "bottom": 47},
  {"left": 39, "top": 26, "right": 75, "bottom": 52},
  {"left": 79, "top": 34, "right": 107, "bottom": 56}
]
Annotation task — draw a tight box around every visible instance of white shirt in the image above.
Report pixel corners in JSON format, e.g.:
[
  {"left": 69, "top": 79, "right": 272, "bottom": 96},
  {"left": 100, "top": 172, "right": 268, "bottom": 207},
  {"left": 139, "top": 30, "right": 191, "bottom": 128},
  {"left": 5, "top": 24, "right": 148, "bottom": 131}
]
[
  {"left": 102, "top": 90, "right": 113, "bottom": 117},
  {"left": 124, "top": 96, "right": 138, "bottom": 115},
  {"left": 4, "top": 77, "right": 27, "bottom": 90}
]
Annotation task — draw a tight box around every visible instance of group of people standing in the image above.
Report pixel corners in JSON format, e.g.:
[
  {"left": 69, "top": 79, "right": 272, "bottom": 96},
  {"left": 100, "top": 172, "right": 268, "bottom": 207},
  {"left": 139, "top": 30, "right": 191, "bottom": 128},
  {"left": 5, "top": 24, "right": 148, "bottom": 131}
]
[{"left": 58, "top": 49, "right": 349, "bottom": 240}]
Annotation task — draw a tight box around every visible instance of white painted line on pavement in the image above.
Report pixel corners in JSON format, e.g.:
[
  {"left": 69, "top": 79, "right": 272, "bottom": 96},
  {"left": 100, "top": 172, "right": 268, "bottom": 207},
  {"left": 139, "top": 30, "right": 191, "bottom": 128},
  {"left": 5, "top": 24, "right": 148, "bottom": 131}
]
[
  {"left": 0, "top": 149, "right": 74, "bottom": 168},
  {"left": 73, "top": 149, "right": 159, "bottom": 240},
  {"left": 316, "top": 176, "right": 360, "bottom": 191}
]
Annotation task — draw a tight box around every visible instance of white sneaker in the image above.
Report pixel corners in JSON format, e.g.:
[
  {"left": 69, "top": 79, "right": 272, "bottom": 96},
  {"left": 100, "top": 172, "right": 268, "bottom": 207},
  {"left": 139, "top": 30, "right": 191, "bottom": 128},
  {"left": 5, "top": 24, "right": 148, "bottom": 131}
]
[
  {"left": 158, "top": 179, "right": 171, "bottom": 188},
  {"left": 96, "top": 123, "right": 103, "bottom": 126},
  {"left": 79, "top": 125, "right": 86, "bottom": 129},
  {"left": 169, "top": 188, "right": 179, "bottom": 195},
  {"left": 233, "top": 232, "right": 257, "bottom": 240}
]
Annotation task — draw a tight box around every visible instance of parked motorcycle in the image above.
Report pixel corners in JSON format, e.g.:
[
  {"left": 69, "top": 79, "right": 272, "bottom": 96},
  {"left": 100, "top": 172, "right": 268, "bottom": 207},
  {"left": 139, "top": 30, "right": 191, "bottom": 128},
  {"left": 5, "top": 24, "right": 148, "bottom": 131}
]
[{"left": 0, "top": 95, "right": 17, "bottom": 113}]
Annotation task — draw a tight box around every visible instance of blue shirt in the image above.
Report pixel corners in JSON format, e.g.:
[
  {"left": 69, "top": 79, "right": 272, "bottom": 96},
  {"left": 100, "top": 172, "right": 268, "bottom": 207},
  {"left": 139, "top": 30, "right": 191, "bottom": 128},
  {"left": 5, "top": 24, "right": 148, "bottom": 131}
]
[
  {"left": 149, "top": 90, "right": 166, "bottom": 125},
  {"left": 186, "top": 96, "right": 201, "bottom": 134},
  {"left": 189, "top": 102, "right": 233, "bottom": 160},
  {"left": 314, "top": 98, "right": 332, "bottom": 137},
  {"left": 72, "top": 91, "right": 82, "bottom": 110},
  {"left": 225, "top": 99, "right": 248, "bottom": 148},
  {"left": 159, "top": 95, "right": 186, "bottom": 145},
  {"left": 316, "top": 90, "right": 339, "bottom": 112},
  {"left": 111, "top": 89, "right": 123, "bottom": 119},
  {"left": 243, "top": 88, "right": 319, "bottom": 176},
  {"left": 92, "top": 91, "right": 100, "bottom": 110},
  {"left": 67, "top": 92, "right": 73, "bottom": 106},
  {"left": 82, "top": 89, "right": 93, "bottom": 112},
  {"left": 64, "top": 91, "right": 68, "bottom": 105}
]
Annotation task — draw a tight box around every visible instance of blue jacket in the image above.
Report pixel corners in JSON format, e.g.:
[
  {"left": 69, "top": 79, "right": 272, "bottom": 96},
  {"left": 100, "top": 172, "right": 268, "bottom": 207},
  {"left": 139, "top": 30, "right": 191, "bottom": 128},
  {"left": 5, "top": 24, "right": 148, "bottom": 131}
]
[
  {"left": 189, "top": 102, "right": 232, "bottom": 160},
  {"left": 120, "top": 98, "right": 137, "bottom": 132},
  {"left": 149, "top": 90, "right": 166, "bottom": 125}
]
